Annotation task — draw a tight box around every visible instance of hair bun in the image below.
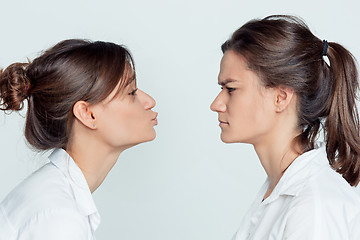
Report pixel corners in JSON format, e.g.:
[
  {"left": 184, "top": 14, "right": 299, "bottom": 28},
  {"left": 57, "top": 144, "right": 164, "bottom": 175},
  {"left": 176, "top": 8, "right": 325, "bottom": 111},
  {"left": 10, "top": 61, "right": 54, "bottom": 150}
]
[{"left": 0, "top": 62, "right": 31, "bottom": 111}]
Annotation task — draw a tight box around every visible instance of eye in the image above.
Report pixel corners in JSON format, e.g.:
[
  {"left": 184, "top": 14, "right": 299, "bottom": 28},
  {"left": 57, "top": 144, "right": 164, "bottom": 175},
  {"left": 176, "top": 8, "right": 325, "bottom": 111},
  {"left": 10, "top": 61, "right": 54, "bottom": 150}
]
[
  {"left": 221, "top": 86, "right": 235, "bottom": 93},
  {"left": 129, "top": 88, "right": 138, "bottom": 96},
  {"left": 226, "top": 87, "right": 235, "bottom": 93}
]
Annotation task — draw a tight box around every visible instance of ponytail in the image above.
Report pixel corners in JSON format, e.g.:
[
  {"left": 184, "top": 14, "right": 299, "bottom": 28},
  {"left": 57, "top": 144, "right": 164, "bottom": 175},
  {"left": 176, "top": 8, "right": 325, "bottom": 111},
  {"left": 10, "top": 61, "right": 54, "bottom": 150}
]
[
  {"left": 325, "top": 43, "right": 360, "bottom": 186},
  {"left": 0, "top": 63, "right": 30, "bottom": 111}
]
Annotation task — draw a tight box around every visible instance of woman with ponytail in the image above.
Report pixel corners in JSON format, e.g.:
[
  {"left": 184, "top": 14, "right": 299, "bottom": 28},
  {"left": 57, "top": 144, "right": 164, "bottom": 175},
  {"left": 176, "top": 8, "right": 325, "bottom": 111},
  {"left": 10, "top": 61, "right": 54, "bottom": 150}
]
[
  {"left": 0, "top": 39, "right": 158, "bottom": 239},
  {"left": 211, "top": 15, "right": 360, "bottom": 239}
]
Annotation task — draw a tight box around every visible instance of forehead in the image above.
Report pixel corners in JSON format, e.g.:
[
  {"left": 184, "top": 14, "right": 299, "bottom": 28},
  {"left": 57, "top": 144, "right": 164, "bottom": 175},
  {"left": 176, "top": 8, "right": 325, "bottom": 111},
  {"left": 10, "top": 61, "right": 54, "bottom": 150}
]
[
  {"left": 218, "top": 50, "right": 259, "bottom": 85},
  {"left": 219, "top": 51, "right": 247, "bottom": 76}
]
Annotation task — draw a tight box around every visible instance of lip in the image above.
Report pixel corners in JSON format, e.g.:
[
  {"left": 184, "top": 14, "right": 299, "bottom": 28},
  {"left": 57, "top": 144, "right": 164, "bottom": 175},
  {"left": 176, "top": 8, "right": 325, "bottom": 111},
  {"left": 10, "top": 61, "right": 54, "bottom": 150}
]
[
  {"left": 152, "top": 113, "right": 158, "bottom": 126},
  {"left": 218, "top": 119, "right": 229, "bottom": 126}
]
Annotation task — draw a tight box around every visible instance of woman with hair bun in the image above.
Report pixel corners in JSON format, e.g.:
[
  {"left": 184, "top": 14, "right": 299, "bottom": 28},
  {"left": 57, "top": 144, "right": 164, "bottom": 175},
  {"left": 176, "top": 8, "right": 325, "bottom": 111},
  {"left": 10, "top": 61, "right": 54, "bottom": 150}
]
[
  {"left": 0, "top": 39, "right": 158, "bottom": 239},
  {"left": 211, "top": 15, "right": 360, "bottom": 239}
]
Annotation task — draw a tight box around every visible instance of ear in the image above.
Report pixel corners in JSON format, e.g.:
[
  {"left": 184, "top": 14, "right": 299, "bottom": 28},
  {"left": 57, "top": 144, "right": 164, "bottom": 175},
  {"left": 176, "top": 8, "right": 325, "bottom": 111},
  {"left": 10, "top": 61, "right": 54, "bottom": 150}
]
[
  {"left": 72, "top": 101, "right": 97, "bottom": 129},
  {"left": 274, "top": 86, "right": 295, "bottom": 113}
]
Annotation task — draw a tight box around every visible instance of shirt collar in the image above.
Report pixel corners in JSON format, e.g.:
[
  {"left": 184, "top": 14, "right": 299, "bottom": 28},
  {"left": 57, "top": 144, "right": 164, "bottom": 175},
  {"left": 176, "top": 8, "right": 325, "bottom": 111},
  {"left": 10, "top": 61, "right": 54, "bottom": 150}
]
[
  {"left": 49, "top": 148, "right": 101, "bottom": 230},
  {"left": 262, "top": 144, "right": 328, "bottom": 205}
]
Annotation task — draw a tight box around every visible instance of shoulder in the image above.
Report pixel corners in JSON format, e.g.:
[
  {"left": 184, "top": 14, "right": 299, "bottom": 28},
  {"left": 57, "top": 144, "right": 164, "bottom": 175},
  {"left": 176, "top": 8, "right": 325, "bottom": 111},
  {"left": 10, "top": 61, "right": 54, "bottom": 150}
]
[
  {"left": 305, "top": 165, "right": 360, "bottom": 211},
  {"left": 0, "top": 162, "right": 78, "bottom": 230},
  {"left": 290, "top": 148, "right": 360, "bottom": 215},
  {"left": 18, "top": 208, "right": 90, "bottom": 239},
  {"left": 283, "top": 165, "right": 360, "bottom": 239}
]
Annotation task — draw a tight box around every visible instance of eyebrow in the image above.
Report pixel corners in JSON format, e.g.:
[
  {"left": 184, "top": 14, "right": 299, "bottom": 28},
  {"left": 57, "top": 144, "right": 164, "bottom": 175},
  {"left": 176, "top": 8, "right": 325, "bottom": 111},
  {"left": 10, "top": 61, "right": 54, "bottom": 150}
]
[{"left": 218, "top": 79, "right": 237, "bottom": 86}]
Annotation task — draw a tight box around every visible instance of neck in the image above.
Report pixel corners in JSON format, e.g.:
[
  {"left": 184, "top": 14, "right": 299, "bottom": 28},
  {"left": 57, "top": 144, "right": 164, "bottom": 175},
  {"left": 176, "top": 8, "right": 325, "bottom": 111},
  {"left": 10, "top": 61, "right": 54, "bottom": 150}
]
[
  {"left": 66, "top": 126, "right": 129, "bottom": 193},
  {"left": 253, "top": 124, "right": 301, "bottom": 198}
]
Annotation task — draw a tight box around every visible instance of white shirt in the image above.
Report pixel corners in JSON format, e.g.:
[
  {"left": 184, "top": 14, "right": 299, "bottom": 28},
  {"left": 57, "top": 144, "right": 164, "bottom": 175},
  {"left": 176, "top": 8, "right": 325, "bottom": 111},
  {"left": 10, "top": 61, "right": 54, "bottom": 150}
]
[
  {"left": 0, "top": 148, "right": 100, "bottom": 240},
  {"left": 233, "top": 145, "right": 360, "bottom": 240}
]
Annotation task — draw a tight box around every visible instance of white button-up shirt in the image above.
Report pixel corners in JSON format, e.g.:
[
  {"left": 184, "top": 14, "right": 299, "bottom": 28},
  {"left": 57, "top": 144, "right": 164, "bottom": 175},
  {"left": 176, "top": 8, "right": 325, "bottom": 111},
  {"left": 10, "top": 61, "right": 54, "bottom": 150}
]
[
  {"left": 233, "top": 146, "right": 360, "bottom": 240},
  {"left": 0, "top": 148, "right": 100, "bottom": 240}
]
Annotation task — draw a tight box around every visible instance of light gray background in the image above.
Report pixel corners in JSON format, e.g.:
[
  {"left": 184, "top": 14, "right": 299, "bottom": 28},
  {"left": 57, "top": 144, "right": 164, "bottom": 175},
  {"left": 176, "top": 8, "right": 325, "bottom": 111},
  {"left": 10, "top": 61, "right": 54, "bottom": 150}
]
[{"left": 1, "top": 0, "right": 360, "bottom": 239}]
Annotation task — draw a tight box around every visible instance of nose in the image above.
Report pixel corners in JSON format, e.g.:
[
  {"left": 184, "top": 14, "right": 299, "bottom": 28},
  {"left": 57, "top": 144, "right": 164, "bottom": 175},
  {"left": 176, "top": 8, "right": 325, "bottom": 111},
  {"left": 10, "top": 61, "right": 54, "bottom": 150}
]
[
  {"left": 139, "top": 90, "right": 156, "bottom": 110},
  {"left": 210, "top": 92, "right": 226, "bottom": 113}
]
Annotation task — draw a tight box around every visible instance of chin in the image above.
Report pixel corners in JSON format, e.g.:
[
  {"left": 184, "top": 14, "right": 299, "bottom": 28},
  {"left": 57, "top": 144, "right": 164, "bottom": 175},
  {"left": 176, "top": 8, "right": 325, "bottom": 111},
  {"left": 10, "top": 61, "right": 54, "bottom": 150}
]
[
  {"left": 221, "top": 134, "right": 253, "bottom": 145},
  {"left": 145, "top": 132, "right": 156, "bottom": 142},
  {"left": 118, "top": 131, "right": 157, "bottom": 149},
  {"left": 220, "top": 133, "right": 236, "bottom": 143},
  {"left": 138, "top": 130, "right": 157, "bottom": 144}
]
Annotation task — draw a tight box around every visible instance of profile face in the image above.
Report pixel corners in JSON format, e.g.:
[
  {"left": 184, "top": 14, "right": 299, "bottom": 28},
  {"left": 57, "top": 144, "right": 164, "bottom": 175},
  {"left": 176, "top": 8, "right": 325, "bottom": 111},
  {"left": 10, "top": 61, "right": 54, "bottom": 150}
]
[
  {"left": 210, "top": 50, "right": 276, "bottom": 145},
  {"left": 93, "top": 78, "right": 157, "bottom": 149}
]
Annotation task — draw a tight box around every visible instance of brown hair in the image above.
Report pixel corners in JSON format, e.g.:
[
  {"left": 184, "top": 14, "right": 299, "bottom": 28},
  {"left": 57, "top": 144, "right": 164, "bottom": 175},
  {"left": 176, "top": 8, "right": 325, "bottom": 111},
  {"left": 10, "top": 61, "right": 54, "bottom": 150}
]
[
  {"left": 0, "top": 39, "right": 135, "bottom": 150},
  {"left": 222, "top": 15, "right": 360, "bottom": 186}
]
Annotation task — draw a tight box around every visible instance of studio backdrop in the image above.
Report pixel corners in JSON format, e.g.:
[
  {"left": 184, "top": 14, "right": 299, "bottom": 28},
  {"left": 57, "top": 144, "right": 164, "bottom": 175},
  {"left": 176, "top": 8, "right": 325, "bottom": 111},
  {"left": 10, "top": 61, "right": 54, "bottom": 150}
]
[{"left": 1, "top": 0, "right": 359, "bottom": 239}]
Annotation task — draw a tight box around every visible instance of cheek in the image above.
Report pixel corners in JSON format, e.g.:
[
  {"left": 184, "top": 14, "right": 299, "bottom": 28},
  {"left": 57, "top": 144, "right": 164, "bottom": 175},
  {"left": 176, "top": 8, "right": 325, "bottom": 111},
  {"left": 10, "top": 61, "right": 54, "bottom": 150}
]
[
  {"left": 96, "top": 103, "right": 131, "bottom": 138},
  {"left": 110, "top": 104, "right": 145, "bottom": 133},
  {"left": 227, "top": 94, "right": 271, "bottom": 133},
  {"left": 228, "top": 95, "right": 258, "bottom": 122},
  {"left": 98, "top": 101, "right": 154, "bottom": 146}
]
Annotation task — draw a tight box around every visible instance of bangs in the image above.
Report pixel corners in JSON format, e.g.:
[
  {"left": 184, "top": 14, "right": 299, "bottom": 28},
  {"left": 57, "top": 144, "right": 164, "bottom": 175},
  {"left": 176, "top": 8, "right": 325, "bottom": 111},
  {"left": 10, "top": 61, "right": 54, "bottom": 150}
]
[
  {"left": 111, "top": 61, "right": 136, "bottom": 100},
  {"left": 80, "top": 42, "right": 136, "bottom": 104}
]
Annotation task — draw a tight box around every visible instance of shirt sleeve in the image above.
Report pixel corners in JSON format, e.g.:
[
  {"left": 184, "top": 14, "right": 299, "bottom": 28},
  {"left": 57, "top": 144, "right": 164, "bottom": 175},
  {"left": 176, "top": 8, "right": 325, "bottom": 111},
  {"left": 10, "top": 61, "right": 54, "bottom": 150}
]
[
  {"left": 349, "top": 211, "right": 360, "bottom": 240},
  {"left": 18, "top": 208, "right": 90, "bottom": 240},
  {"left": 282, "top": 197, "right": 348, "bottom": 240}
]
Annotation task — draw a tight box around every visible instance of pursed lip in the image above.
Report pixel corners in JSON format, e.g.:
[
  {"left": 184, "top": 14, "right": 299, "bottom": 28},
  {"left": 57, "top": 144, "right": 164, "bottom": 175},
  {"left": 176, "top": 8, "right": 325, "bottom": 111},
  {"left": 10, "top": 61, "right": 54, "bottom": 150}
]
[
  {"left": 152, "top": 112, "right": 158, "bottom": 121},
  {"left": 152, "top": 113, "right": 158, "bottom": 126}
]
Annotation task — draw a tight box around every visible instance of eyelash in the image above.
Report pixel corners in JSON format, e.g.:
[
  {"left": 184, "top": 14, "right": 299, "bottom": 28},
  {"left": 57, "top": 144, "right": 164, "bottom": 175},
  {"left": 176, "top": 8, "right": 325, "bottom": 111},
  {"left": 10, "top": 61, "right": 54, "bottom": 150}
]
[
  {"left": 221, "top": 86, "right": 236, "bottom": 93},
  {"left": 129, "top": 88, "right": 138, "bottom": 96}
]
